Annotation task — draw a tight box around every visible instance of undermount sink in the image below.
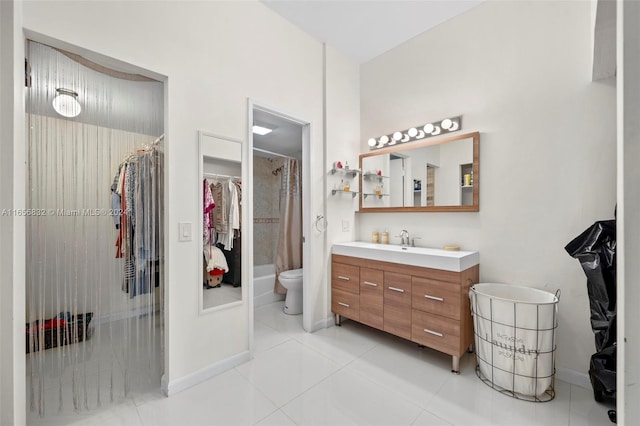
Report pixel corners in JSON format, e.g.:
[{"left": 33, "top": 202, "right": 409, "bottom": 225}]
[{"left": 332, "top": 241, "right": 479, "bottom": 272}]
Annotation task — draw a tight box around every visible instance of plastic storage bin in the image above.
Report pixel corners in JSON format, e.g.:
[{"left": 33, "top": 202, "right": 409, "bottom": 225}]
[{"left": 470, "top": 283, "right": 559, "bottom": 402}]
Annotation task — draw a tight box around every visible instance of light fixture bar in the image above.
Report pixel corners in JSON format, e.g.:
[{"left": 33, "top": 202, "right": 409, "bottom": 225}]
[
  {"left": 252, "top": 125, "right": 273, "bottom": 135},
  {"left": 367, "top": 115, "right": 462, "bottom": 149}
]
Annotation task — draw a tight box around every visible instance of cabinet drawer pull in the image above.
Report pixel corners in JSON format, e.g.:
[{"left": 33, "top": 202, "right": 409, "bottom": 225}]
[
  {"left": 338, "top": 302, "right": 350, "bottom": 308},
  {"left": 423, "top": 328, "right": 444, "bottom": 337},
  {"left": 424, "top": 294, "right": 444, "bottom": 302},
  {"left": 363, "top": 281, "right": 378, "bottom": 287},
  {"left": 388, "top": 286, "right": 405, "bottom": 293},
  {"left": 338, "top": 276, "right": 350, "bottom": 281}
]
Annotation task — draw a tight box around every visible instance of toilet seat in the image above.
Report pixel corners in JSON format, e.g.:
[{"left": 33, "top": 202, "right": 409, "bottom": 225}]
[{"left": 280, "top": 268, "right": 303, "bottom": 279}]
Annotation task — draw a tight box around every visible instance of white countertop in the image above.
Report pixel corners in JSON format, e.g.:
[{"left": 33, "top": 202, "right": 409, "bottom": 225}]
[{"left": 332, "top": 241, "right": 479, "bottom": 272}]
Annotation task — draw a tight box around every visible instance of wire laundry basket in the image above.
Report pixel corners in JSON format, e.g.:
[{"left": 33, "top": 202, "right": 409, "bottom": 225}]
[{"left": 469, "top": 283, "right": 560, "bottom": 402}]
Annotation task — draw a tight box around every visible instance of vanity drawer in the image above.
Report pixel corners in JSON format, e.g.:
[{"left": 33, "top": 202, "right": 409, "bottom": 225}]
[
  {"left": 360, "top": 268, "right": 384, "bottom": 330},
  {"left": 411, "top": 310, "right": 461, "bottom": 357},
  {"left": 384, "top": 272, "right": 412, "bottom": 340},
  {"left": 332, "top": 288, "right": 359, "bottom": 321},
  {"left": 331, "top": 262, "right": 360, "bottom": 294},
  {"left": 412, "top": 277, "right": 461, "bottom": 320}
]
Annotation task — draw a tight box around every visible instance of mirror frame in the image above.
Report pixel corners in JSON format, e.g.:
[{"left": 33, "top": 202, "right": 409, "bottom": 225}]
[
  {"left": 358, "top": 131, "right": 479, "bottom": 213},
  {"left": 198, "top": 130, "right": 245, "bottom": 315}
]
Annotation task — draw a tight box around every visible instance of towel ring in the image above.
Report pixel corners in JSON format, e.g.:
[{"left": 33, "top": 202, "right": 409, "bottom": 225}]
[{"left": 314, "top": 214, "right": 328, "bottom": 233}]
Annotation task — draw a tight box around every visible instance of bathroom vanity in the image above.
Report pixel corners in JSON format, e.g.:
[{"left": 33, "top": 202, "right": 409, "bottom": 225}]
[{"left": 331, "top": 242, "right": 479, "bottom": 373}]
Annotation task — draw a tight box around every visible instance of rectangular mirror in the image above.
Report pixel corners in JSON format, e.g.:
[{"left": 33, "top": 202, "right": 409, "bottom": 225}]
[
  {"left": 199, "top": 131, "right": 243, "bottom": 312},
  {"left": 359, "top": 131, "right": 479, "bottom": 212}
]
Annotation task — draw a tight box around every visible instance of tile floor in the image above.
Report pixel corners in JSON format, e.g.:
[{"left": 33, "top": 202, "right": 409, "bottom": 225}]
[{"left": 27, "top": 301, "right": 615, "bottom": 425}]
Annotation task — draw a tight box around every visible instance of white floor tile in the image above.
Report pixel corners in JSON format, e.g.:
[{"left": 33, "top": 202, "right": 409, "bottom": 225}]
[
  {"left": 255, "top": 409, "right": 298, "bottom": 426},
  {"left": 254, "top": 320, "right": 293, "bottom": 354},
  {"left": 136, "top": 369, "right": 277, "bottom": 426},
  {"left": 568, "top": 384, "right": 615, "bottom": 426},
  {"left": 411, "top": 410, "right": 453, "bottom": 426},
  {"left": 254, "top": 301, "right": 306, "bottom": 338},
  {"left": 235, "top": 339, "right": 341, "bottom": 407},
  {"left": 293, "top": 321, "right": 381, "bottom": 366},
  {"left": 27, "top": 301, "right": 609, "bottom": 426},
  {"left": 345, "top": 331, "right": 456, "bottom": 409},
  {"left": 281, "top": 367, "right": 422, "bottom": 426}
]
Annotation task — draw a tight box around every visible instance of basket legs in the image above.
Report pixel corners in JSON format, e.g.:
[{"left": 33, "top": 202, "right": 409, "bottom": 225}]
[
  {"left": 451, "top": 356, "right": 460, "bottom": 374},
  {"left": 335, "top": 314, "right": 341, "bottom": 326}
]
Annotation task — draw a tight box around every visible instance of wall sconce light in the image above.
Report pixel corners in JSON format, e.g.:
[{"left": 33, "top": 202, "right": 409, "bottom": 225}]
[
  {"left": 52, "top": 88, "right": 81, "bottom": 118},
  {"left": 367, "top": 115, "right": 462, "bottom": 150}
]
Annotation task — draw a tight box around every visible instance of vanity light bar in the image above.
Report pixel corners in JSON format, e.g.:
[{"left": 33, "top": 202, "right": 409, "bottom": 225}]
[{"left": 367, "top": 116, "right": 462, "bottom": 149}]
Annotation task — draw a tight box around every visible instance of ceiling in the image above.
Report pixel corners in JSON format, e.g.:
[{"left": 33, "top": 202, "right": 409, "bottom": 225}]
[
  {"left": 261, "top": 0, "right": 484, "bottom": 64},
  {"left": 254, "top": 1, "right": 483, "bottom": 156}
]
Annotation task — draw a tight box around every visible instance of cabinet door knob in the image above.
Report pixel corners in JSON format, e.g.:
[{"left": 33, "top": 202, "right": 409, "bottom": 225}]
[
  {"left": 338, "top": 302, "right": 350, "bottom": 308},
  {"left": 424, "top": 294, "right": 444, "bottom": 302},
  {"left": 363, "top": 281, "right": 378, "bottom": 287},
  {"left": 423, "top": 328, "right": 444, "bottom": 337},
  {"left": 388, "top": 286, "right": 405, "bottom": 293},
  {"left": 338, "top": 276, "right": 350, "bottom": 281}
]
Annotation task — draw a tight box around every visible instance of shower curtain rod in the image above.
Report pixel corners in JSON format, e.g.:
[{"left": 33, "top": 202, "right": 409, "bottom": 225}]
[{"left": 253, "top": 147, "right": 295, "bottom": 160}]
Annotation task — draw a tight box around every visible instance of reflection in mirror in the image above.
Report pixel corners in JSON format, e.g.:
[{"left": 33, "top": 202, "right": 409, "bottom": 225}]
[
  {"left": 360, "top": 131, "right": 479, "bottom": 212},
  {"left": 199, "top": 132, "right": 243, "bottom": 311}
]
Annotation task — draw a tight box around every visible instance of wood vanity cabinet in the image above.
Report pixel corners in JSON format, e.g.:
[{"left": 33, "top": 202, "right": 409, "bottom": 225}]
[{"left": 331, "top": 254, "right": 479, "bottom": 373}]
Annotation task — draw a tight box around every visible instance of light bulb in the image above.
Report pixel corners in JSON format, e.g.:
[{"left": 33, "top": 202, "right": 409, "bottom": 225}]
[
  {"left": 393, "top": 131, "right": 402, "bottom": 141},
  {"left": 431, "top": 126, "right": 441, "bottom": 136},
  {"left": 408, "top": 128, "right": 418, "bottom": 137},
  {"left": 380, "top": 135, "right": 389, "bottom": 145},
  {"left": 449, "top": 121, "right": 459, "bottom": 131},
  {"left": 417, "top": 130, "right": 425, "bottom": 139},
  {"left": 52, "top": 88, "right": 81, "bottom": 118},
  {"left": 401, "top": 134, "right": 410, "bottom": 142},
  {"left": 441, "top": 118, "right": 452, "bottom": 130},
  {"left": 368, "top": 138, "right": 377, "bottom": 147},
  {"left": 423, "top": 123, "right": 434, "bottom": 134}
]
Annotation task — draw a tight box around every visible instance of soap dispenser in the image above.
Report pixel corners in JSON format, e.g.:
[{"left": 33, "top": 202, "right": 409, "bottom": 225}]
[{"left": 381, "top": 230, "right": 389, "bottom": 244}]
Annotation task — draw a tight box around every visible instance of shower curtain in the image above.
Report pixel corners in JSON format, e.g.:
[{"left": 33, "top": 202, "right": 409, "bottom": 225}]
[{"left": 274, "top": 158, "right": 302, "bottom": 294}]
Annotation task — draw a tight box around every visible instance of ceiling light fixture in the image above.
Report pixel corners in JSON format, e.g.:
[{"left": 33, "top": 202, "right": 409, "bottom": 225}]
[
  {"left": 368, "top": 115, "right": 462, "bottom": 150},
  {"left": 252, "top": 125, "right": 273, "bottom": 135},
  {"left": 52, "top": 88, "right": 81, "bottom": 118}
]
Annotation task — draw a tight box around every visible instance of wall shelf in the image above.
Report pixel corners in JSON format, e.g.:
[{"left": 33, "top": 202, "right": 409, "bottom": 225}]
[
  {"left": 330, "top": 167, "right": 360, "bottom": 178},
  {"left": 363, "top": 172, "right": 389, "bottom": 181},
  {"left": 363, "top": 193, "right": 389, "bottom": 199},
  {"left": 332, "top": 189, "right": 359, "bottom": 198}
]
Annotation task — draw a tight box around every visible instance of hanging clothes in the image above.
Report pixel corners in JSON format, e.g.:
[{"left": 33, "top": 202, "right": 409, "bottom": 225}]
[{"left": 112, "top": 149, "right": 163, "bottom": 298}]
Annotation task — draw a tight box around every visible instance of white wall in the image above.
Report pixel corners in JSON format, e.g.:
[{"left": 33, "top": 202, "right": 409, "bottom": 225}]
[
  {"left": 359, "top": 0, "right": 616, "bottom": 376},
  {"left": 618, "top": 1, "right": 639, "bottom": 423},
  {"left": 325, "top": 44, "right": 360, "bottom": 321},
  {"left": 0, "top": 1, "right": 25, "bottom": 423},
  {"left": 20, "top": 0, "right": 342, "bottom": 399}
]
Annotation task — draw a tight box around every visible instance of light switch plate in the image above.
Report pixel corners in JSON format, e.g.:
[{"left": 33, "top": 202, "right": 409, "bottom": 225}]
[
  {"left": 179, "top": 222, "right": 192, "bottom": 242},
  {"left": 342, "top": 219, "right": 350, "bottom": 232}
]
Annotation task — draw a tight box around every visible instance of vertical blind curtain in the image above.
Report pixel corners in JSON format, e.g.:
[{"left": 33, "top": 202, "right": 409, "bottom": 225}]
[{"left": 25, "top": 40, "right": 164, "bottom": 419}]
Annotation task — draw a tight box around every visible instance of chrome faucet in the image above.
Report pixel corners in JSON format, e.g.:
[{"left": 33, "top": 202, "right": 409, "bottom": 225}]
[{"left": 397, "top": 229, "right": 410, "bottom": 247}]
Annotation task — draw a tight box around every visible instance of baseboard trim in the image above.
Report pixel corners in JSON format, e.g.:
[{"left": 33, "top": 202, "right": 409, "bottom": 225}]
[
  {"left": 162, "top": 351, "right": 250, "bottom": 396},
  {"left": 556, "top": 366, "right": 591, "bottom": 389}
]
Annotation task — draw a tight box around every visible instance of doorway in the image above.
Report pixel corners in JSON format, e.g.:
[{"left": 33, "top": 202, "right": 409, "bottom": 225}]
[
  {"left": 25, "top": 40, "right": 166, "bottom": 420},
  {"left": 248, "top": 101, "right": 311, "bottom": 345}
]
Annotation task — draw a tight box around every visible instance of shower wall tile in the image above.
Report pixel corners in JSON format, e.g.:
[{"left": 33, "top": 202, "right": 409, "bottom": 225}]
[{"left": 253, "top": 157, "right": 284, "bottom": 265}]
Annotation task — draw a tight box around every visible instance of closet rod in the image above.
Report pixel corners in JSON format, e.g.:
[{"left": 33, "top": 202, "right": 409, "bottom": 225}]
[
  {"left": 253, "top": 147, "right": 295, "bottom": 160},
  {"left": 152, "top": 134, "right": 165, "bottom": 145},
  {"left": 204, "top": 172, "right": 241, "bottom": 180}
]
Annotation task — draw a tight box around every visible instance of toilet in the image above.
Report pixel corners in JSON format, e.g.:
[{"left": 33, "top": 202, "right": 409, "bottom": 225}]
[{"left": 279, "top": 268, "right": 303, "bottom": 315}]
